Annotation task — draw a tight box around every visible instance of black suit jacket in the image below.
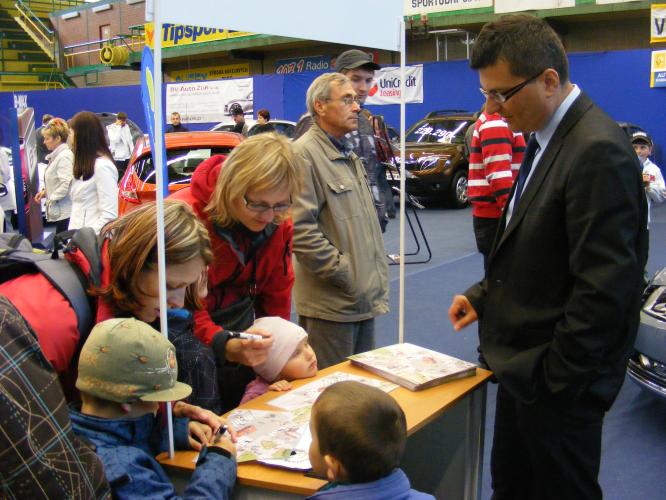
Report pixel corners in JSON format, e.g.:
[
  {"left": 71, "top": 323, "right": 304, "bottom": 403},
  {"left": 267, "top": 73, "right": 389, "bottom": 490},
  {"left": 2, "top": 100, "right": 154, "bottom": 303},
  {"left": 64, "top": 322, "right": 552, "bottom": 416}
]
[{"left": 465, "top": 92, "right": 648, "bottom": 410}]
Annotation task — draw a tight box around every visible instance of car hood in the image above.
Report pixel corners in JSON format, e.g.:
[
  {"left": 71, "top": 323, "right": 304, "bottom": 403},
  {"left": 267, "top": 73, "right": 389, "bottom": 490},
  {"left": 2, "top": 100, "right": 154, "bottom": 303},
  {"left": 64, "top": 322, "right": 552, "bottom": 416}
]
[{"left": 404, "top": 141, "right": 460, "bottom": 156}]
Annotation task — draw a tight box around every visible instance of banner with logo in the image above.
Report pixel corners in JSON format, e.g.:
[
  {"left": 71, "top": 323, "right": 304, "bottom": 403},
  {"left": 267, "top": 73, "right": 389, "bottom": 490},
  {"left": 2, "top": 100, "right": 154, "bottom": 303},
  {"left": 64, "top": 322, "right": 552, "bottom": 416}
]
[
  {"left": 365, "top": 64, "right": 423, "bottom": 105},
  {"left": 404, "top": 0, "right": 492, "bottom": 16},
  {"left": 494, "top": 0, "right": 574, "bottom": 14},
  {"left": 275, "top": 56, "right": 331, "bottom": 74},
  {"left": 166, "top": 78, "right": 254, "bottom": 123},
  {"left": 169, "top": 63, "right": 250, "bottom": 82},
  {"left": 144, "top": 23, "right": 253, "bottom": 49},
  {"left": 651, "top": 50, "right": 666, "bottom": 88},
  {"left": 651, "top": 4, "right": 666, "bottom": 43}
]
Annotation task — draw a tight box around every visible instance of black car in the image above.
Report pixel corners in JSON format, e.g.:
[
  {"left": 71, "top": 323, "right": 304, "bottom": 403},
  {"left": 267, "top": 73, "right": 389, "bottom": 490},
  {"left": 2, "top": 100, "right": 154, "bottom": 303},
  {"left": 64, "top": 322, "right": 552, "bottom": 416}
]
[
  {"left": 385, "top": 110, "right": 475, "bottom": 208},
  {"left": 627, "top": 268, "right": 666, "bottom": 399}
]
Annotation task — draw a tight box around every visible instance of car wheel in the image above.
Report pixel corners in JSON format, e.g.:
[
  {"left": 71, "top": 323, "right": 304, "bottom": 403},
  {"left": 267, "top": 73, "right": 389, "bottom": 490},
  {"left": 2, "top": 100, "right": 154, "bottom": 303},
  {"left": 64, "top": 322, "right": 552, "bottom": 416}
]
[{"left": 448, "top": 169, "right": 468, "bottom": 208}]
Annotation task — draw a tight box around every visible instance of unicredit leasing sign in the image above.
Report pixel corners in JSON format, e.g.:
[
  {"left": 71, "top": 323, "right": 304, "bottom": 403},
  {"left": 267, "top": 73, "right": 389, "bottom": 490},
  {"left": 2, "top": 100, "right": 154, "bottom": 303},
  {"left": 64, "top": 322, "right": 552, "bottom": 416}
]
[{"left": 365, "top": 64, "right": 423, "bottom": 105}]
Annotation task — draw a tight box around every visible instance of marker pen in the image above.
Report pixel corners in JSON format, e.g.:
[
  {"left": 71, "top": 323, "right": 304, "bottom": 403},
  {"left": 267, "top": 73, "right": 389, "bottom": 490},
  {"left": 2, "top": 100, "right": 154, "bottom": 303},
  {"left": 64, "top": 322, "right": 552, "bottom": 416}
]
[{"left": 227, "top": 331, "right": 263, "bottom": 341}]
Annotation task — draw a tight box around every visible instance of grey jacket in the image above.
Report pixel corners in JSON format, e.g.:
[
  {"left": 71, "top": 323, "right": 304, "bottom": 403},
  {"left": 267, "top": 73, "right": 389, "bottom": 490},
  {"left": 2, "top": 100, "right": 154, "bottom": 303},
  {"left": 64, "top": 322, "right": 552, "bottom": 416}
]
[
  {"left": 292, "top": 123, "right": 389, "bottom": 322},
  {"left": 44, "top": 143, "right": 73, "bottom": 222}
]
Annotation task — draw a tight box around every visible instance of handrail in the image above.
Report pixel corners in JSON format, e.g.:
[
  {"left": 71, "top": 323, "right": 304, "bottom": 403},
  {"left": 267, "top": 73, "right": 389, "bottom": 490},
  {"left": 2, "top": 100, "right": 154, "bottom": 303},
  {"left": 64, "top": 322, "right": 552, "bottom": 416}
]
[
  {"left": 63, "top": 34, "right": 144, "bottom": 69},
  {"left": 13, "top": 0, "right": 57, "bottom": 62},
  {"left": 15, "top": 0, "right": 52, "bottom": 36}
]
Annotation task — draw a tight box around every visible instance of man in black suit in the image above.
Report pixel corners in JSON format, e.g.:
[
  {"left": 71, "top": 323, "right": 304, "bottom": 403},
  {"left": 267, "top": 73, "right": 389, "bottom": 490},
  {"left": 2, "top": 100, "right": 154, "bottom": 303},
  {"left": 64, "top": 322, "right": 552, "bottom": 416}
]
[{"left": 448, "top": 14, "right": 648, "bottom": 500}]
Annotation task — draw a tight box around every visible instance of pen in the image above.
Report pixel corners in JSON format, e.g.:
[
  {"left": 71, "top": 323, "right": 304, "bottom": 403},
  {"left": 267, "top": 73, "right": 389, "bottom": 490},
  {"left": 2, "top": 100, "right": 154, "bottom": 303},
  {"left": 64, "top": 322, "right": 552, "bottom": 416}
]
[
  {"left": 227, "top": 331, "right": 263, "bottom": 341},
  {"left": 213, "top": 425, "right": 228, "bottom": 442}
]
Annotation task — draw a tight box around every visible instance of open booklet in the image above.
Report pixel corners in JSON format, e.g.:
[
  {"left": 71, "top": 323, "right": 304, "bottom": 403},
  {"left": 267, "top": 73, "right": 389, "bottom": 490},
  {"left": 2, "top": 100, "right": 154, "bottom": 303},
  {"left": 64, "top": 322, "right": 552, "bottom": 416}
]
[
  {"left": 349, "top": 343, "right": 477, "bottom": 391},
  {"left": 198, "top": 372, "right": 399, "bottom": 471}
]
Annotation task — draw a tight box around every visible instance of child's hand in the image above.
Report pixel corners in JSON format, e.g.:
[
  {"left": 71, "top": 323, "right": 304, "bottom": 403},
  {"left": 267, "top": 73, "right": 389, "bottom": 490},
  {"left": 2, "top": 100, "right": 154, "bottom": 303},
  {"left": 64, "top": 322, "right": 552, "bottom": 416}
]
[
  {"left": 188, "top": 421, "right": 213, "bottom": 451},
  {"left": 269, "top": 380, "right": 293, "bottom": 392},
  {"left": 173, "top": 401, "right": 223, "bottom": 430}
]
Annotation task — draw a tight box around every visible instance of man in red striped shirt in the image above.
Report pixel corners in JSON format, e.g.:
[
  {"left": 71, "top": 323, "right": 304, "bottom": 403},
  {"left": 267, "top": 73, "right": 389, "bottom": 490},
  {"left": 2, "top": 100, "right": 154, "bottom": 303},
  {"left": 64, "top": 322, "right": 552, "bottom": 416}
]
[{"left": 468, "top": 111, "right": 526, "bottom": 270}]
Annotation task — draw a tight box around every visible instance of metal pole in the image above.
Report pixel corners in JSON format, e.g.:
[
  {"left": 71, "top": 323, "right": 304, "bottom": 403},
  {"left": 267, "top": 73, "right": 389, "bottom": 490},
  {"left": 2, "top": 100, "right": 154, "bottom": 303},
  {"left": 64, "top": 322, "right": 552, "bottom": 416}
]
[
  {"left": 399, "top": 19, "right": 406, "bottom": 344},
  {"left": 146, "top": 0, "right": 175, "bottom": 459}
]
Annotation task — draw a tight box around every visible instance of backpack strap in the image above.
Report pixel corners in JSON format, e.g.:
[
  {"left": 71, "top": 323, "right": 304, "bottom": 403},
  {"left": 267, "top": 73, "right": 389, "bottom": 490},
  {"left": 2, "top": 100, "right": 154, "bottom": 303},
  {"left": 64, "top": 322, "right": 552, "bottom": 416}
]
[{"left": 34, "top": 257, "right": 94, "bottom": 342}]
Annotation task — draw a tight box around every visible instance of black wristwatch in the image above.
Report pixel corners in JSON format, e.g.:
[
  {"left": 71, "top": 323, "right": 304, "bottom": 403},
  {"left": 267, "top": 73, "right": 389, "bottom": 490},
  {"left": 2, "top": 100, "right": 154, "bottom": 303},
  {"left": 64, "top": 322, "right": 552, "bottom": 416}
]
[{"left": 196, "top": 445, "right": 233, "bottom": 466}]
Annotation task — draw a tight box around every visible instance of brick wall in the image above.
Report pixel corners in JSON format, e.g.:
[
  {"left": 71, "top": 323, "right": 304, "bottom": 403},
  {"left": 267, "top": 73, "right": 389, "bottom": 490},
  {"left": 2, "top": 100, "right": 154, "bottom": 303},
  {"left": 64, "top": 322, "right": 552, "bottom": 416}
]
[{"left": 51, "top": 0, "right": 145, "bottom": 68}]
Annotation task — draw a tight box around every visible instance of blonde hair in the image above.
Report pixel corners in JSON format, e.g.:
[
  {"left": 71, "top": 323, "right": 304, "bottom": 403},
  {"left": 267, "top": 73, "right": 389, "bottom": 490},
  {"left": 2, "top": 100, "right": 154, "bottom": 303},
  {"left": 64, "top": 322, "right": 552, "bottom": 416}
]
[
  {"left": 205, "top": 133, "right": 302, "bottom": 227},
  {"left": 306, "top": 73, "right": 349, "bottom": 116},
  {"left": 95, "top": 200, "right": 212, "bottom": 315},
  {"left": 43, "top": 117, "right": 69, "bottom": 143}
]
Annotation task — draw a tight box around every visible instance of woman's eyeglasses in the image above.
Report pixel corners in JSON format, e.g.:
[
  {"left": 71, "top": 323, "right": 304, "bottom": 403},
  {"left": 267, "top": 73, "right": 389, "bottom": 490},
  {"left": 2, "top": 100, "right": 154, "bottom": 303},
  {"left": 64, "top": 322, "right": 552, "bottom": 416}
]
[{"left": 243, "top": 196, "right": 292, "bottom": 214}]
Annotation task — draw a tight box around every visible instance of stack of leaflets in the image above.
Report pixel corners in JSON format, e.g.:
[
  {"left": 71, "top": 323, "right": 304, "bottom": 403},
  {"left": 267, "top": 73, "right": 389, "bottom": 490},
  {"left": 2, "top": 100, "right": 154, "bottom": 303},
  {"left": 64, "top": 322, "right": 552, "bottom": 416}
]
[{"left": 349, "top": 343, "right": 477, "bottom": 391}]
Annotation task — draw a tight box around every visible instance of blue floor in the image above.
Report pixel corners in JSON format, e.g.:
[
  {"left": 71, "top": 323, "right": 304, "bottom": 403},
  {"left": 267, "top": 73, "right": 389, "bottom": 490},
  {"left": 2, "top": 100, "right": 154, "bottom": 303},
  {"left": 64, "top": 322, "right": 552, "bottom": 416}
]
[{"left": 372, "top": 201, "right": 666, "bottom": 500}]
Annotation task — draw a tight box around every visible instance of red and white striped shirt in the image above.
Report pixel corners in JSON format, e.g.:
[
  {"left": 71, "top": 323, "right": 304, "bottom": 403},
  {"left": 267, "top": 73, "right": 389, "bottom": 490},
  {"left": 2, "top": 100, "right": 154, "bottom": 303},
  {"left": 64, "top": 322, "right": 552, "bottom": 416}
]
[{"left": 468, "top": 112, "right": 526, "bottom": 218}]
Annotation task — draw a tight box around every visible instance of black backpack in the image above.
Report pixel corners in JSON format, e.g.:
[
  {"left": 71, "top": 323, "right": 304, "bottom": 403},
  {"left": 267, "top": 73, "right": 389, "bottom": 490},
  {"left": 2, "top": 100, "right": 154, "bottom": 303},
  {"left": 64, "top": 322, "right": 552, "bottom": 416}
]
[{"left": 0, "top": 229, "right": 102, "bottom": 352}]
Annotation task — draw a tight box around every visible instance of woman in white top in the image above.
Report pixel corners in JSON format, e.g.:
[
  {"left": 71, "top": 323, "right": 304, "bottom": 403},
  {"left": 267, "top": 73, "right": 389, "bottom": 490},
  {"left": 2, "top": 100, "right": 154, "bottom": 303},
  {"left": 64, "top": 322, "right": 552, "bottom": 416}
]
[
  {"left": 35, "top": 118, "right": 74, "bottom": 233},
  {"left": 68, "top": 111, "right": 118, "bottom": 234}
]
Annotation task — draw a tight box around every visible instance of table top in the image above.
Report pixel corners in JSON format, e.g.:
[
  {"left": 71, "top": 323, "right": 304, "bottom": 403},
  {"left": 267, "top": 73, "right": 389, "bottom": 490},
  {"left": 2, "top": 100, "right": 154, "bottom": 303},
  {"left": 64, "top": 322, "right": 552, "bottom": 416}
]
[{"left": 157, "top": 360, "right": 492, "bottom": 496}]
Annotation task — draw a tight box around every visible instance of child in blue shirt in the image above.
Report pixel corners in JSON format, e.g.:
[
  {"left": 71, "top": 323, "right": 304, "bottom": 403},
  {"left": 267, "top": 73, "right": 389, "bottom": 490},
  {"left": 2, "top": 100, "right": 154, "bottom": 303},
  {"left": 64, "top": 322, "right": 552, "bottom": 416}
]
[{"left": 307, "top": 381, "right": 434, "bottom": 499}]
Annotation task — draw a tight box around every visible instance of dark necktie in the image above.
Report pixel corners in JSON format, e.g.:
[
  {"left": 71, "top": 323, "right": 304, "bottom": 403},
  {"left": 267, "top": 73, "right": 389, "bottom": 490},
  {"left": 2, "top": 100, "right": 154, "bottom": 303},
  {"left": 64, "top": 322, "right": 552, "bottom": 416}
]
[{"left": 513, "top": 134, "right": 540, "bottom": 207}]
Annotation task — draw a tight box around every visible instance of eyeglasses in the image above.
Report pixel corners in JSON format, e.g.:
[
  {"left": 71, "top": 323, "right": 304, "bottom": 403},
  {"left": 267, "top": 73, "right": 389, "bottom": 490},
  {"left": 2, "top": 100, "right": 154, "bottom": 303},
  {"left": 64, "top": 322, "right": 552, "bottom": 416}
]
[
  {"left": 327, "top": 95, "right": 362, "bottom": 107},
  {"left": 243, "top": 195, "right": 292, "bottom": 214},
  {"left": 479, "top": 70, "right": 543, "bottom": 104}
]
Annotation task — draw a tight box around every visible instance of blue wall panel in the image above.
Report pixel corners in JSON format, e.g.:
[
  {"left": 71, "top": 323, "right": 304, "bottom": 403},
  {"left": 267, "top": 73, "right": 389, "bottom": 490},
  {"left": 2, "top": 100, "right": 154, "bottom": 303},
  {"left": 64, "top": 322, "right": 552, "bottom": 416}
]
[{"left": 2, "top": 48, "right": 664, "bottom": 165}]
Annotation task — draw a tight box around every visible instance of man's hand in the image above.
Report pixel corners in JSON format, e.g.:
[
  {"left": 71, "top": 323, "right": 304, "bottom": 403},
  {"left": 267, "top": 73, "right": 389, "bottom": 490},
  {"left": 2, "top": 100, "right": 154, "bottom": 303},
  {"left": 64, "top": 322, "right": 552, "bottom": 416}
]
[
  {"left": 173, "top": 401, "right": 223, "bottom": 429},
  {"left": 225, "top": 327, "right": 273, "bottom": 367},
  {"left": 268, "top": 380, "right": 293, "bottom": 392},
  {"left": 34, "top": 189, "right": 45, "bottom": 203},
  {"left": 448, "top": 295, "right": 478, "bottom": 331}
]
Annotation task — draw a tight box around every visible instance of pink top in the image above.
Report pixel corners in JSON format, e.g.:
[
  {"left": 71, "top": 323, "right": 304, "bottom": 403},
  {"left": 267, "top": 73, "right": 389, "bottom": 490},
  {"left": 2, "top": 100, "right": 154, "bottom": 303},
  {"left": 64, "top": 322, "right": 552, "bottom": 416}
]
[{"left": 240, "top": 376, "right": 271, "bottom": 404}]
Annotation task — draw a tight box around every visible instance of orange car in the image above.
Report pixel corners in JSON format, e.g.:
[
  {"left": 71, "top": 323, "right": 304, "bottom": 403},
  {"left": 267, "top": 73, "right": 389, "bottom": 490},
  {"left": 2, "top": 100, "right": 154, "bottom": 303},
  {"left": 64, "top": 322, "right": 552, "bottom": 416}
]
[{"left": 118, "top": 131, "right": 242, "bottom": 215}]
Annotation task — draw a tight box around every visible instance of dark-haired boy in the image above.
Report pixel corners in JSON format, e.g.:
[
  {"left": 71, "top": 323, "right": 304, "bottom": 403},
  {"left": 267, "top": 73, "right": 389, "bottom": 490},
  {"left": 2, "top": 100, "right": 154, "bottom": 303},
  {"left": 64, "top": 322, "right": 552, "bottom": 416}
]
[
  {"left": 306, "top": 381, "right": 433, "bottom": 499},
  {"left": 70, "top": 317, "right": 237, "bottom": 499}
]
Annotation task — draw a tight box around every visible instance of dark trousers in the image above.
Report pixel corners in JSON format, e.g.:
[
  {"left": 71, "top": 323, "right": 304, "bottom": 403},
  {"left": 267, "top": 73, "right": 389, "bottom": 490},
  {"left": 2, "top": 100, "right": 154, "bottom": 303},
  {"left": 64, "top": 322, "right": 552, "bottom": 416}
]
[
  {"left": 53, "top": 218, "right": 69, "bottom": 234},
  {"left": 298, "top": 316, "right": 375, "bottom": 369},
  {"left": 491, "top": 385, "right": 604, "bottom": 500},
  {"left": 473, "top": 216, "right": 500, "bottom": 272},
  {"left": 114, "top": 159, "right": 129, "bottom": 179}
]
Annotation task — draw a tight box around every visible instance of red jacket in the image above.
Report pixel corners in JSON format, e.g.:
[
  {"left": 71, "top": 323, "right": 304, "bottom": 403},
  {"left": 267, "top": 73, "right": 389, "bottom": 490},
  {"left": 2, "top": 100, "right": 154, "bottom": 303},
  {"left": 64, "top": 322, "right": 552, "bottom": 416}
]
[
  {"left": 0, "top": 239, "right": 115, "bottom": 398},
  {"left": 468, "top": 112, "right": 526, "bottom": 218},
  {"left": 170, "top": 155, "right": 294, "bottom": 345}
]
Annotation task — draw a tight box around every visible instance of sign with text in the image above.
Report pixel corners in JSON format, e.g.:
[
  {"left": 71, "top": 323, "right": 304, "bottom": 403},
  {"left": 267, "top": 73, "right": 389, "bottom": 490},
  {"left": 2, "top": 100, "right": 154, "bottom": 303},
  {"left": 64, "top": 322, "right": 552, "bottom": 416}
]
[
  {"left": 651, "top": 50, "right": 666, "bottom": 88},
  {"left": 651, "top": 4, "right": 666, "bottom": 43},
  {"left": 495, "top": 0, "right": 574, "bottom": 14},
  {"left": 169, "top": 63, "right": 250, "bottom": 82},
  {"left": 275, "top": 55, "right": 331, "bottom": 74},
  {"left": 404, "top": 0, "right": 491, "bottom": 16},
  {"left": 365, "top": 64, "right": 423, "bottom": 105},
  {"left": 166, "top": 78, "right": 254, "bottom": 123},
  {"left": 144, "top": 23, "right": 253, "bottom": 49}
]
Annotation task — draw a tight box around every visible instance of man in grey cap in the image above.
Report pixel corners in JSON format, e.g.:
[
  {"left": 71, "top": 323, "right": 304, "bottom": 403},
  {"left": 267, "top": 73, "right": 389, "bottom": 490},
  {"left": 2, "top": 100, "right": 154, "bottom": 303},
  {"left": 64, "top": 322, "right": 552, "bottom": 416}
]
[{"left": 294, "top": 49, "right": 393, "bottom": 230}]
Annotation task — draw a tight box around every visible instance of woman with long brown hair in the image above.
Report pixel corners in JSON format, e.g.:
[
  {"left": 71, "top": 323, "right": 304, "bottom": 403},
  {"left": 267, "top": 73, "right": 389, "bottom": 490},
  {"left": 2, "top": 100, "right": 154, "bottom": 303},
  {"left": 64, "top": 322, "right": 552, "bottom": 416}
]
[{"left": 68, "top": 111, "right": 118, "bottom": 233}]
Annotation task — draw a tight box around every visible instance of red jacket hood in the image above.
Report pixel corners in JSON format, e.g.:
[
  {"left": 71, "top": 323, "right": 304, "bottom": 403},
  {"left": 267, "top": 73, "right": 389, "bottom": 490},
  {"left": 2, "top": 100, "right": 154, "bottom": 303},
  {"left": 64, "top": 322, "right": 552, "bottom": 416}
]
[{"left": 177, "top": 154, "right": 227, "bottom": 218}]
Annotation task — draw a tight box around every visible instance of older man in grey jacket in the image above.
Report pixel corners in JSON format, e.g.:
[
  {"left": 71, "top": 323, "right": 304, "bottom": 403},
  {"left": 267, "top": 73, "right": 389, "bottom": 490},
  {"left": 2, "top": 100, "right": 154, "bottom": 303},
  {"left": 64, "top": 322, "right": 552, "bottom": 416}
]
[{"left": 292, "top": 73, "right": 389, "bottom": 369}]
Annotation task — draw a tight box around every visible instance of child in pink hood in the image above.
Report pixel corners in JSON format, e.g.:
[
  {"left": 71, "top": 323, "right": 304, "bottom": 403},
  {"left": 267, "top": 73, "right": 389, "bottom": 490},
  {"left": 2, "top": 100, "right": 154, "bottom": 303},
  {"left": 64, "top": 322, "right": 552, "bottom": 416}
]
[{"left": 240, "top": 317, "right": 318, "bottom": 404}]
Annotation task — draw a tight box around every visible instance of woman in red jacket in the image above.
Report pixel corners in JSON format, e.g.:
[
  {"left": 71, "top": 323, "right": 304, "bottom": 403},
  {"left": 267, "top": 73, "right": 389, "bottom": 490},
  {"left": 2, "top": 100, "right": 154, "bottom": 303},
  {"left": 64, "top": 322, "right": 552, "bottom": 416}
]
[{"left": 171, "top": 132, "right": 302, "bottom": 410}]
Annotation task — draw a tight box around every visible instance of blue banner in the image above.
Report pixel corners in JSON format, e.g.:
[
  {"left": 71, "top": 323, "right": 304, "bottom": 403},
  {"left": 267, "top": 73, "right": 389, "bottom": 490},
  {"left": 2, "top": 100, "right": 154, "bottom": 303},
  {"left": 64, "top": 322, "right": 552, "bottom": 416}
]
[
  {"left": 140, "top": 46, "right": 168, "bottom": 194},
  {"left": 275, "top": 55, "right": 331, "bottom": 74}
]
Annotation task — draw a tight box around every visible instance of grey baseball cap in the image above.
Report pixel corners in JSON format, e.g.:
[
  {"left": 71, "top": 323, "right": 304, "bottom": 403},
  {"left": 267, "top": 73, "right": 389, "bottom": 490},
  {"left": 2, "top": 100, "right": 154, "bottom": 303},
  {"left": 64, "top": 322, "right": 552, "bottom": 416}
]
[
  {"left": 76, "top": 318, "right": 192, "bottom": 403},
  {"left": 335, "top": 49, "right": 380, "bottom": 72}
]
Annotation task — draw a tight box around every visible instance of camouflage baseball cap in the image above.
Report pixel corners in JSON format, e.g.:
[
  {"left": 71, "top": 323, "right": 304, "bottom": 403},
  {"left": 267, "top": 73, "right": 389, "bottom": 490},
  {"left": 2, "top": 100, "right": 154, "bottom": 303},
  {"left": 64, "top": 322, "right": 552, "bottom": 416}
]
[{"left": 76, "top": 318, "right": 192, "bottom": 403}]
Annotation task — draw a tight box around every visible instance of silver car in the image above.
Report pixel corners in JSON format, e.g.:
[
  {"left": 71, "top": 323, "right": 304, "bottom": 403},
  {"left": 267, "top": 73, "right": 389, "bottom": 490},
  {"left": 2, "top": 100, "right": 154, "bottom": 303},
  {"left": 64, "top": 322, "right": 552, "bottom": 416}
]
[{"left": 627, "top": 268, "right": 666, "bottom": 399}]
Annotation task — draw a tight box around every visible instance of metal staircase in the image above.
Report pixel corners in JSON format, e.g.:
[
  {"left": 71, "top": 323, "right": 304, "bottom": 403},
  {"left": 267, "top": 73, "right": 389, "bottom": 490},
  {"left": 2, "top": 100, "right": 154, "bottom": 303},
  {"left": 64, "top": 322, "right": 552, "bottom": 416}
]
[{"left": 0, "top": 0, "right": 82, "bottom": 91}]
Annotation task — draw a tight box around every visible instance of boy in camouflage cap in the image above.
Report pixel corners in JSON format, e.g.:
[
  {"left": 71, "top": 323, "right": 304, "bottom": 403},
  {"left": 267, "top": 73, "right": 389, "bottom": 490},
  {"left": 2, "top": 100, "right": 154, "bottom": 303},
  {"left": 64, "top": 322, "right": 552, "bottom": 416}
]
[{"left": 70, "top": 318, "right": 237, "bottom": 499}]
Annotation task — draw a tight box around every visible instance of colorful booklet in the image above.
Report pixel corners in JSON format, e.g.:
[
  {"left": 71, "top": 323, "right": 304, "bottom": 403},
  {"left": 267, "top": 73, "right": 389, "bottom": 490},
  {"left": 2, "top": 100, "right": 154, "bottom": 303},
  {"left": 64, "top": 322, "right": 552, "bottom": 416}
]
[{"left": 349, "top": 343, "right": 477, "bottom": 391}]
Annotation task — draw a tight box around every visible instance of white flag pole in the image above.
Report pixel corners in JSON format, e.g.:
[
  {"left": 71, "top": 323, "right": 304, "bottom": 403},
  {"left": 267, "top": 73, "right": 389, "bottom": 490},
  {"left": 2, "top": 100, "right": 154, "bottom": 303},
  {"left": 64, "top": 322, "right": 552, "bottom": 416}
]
[
  {"left": 146, "top": 0, "right": 175, "bottom": 459},
  {"left": 398, "top": 18, "right": 406, "bottom": 345}
]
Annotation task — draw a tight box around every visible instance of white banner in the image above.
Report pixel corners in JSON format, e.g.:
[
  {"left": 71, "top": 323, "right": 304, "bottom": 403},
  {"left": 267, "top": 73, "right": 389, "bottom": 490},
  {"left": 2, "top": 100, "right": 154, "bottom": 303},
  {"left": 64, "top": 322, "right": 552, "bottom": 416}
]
[
  {"left": 366, "top": 64, "right": 423, "bottom": 105},
  {"left": 165, "top": 78, "right": 253, "bottom": 123},
  {"left": 404, "top": 0, "right": 492, "bottom": 16},
  {"left": 596, "top": 0, "right": 641, "bottom": 4},
  {"left": 494, "top": 0, "right": 574, "bottom": 14}
]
